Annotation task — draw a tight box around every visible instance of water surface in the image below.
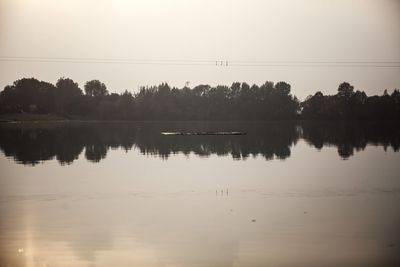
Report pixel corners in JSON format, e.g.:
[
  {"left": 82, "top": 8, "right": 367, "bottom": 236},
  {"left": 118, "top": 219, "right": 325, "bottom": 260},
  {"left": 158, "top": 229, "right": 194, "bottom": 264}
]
[{"left": 0, "top": 121, "right": 399, "bottom": 266}]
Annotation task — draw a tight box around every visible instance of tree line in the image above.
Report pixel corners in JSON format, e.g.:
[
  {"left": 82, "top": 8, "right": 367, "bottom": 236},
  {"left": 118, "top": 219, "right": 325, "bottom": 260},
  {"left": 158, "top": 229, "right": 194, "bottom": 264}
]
[{"left": 0, "top": 77, "right": 399, "bottom": 120}]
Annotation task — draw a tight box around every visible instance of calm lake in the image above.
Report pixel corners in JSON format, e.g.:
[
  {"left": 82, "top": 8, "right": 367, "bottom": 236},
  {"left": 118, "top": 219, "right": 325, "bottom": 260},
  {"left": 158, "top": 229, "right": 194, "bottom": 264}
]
[{"left": 0, "top": 121, "right": 399, "bottom": 267}]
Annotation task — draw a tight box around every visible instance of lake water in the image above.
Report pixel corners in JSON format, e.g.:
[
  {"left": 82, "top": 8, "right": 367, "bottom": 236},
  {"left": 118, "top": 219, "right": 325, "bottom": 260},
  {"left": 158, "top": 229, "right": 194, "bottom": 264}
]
[{"left": 0, "top": 121, "right": 399, "bottom": 267}]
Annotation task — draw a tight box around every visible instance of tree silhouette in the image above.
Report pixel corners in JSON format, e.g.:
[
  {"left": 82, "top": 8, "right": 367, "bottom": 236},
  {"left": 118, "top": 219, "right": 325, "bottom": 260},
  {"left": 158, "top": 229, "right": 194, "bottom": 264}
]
[
  {"left": 84, "top": 80, "right": 108, "bottom": 97},
  {"left": 337, "top": 82, "right": 354, "bottom": 98},
  {"left": 1, "top": 78, "right": 399, "bottom": 120},
  {"left": 301, "top": 82, "right": 400, "bottom": 120}
]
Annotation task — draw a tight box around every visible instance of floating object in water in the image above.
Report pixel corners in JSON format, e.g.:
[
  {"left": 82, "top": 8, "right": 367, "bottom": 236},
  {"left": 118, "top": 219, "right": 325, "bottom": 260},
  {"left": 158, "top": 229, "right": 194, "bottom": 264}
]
[{"left": 161, "top": 131, "right": 246, "bottom": 136}]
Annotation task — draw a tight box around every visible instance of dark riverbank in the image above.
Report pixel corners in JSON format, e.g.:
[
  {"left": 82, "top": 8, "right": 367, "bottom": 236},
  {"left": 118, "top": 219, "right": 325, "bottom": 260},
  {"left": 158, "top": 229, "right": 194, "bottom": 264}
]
[
  {"left": 1, "top": 113, "right": 400, "bottom": 123},
  {"left": 0, "top": 113, "right": 67, "bottom": 122}
]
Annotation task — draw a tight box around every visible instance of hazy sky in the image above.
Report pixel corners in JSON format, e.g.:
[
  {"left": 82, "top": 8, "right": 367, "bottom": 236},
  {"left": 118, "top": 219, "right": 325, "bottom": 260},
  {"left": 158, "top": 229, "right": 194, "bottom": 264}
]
[{"left": 0, "top": 0, "right": 399, "bottom": 99}]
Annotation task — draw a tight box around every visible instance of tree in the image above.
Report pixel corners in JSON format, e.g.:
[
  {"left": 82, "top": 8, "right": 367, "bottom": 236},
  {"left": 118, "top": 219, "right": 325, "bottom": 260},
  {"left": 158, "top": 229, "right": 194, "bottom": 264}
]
[
  {"left": 337, "top": 82, "right": 354, "bottom": 98},
  {"left": 84, "top": 80, "right": 108, "bottom": 97},
  {"left": 0, "top": 78, "right": 56, "bottom": 114},
  {"left": 56, "top": 78, "right": 82, "bottom": 96},
  {"left": 275, "top": 81, "right": 291, "bottom": 96},
  {"left": 1, "top": 77, "right": 399, "bottom": 120},
  {"left": 55, "top": 77, "right": 83, "bottom": 115}
]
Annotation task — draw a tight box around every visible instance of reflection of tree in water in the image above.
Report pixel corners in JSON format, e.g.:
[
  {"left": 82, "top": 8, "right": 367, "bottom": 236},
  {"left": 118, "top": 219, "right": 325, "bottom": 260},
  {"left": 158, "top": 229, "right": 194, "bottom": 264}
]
[
  {"left": 0, "top": 124, "right": 84, "bottom": 165},
  {"left": 85, "top": 144, "right": 108, "bottom": 162},
  {"left": 0, "top": 121, "right": 399, "bottom": 165},
  {"left": 134, "top": 122, "right": 297, "bottom": 160},
  {"left": 301, "top": 121, "right": 400, "bottom": 159},
  {"left": 0, "top": 123, "right": 136, "bottom": 165}
]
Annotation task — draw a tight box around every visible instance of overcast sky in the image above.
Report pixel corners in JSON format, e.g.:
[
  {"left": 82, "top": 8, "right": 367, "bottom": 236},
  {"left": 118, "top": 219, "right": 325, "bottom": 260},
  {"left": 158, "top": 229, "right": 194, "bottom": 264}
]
[{"left": 0, "top": 0, "right": 399, "bottom": 99}]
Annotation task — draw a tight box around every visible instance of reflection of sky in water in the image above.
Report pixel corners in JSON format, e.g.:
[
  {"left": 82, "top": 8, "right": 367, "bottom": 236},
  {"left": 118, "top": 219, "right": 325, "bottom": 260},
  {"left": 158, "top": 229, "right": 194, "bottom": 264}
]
[{"left": 0, "top": 122, "right": 400, "bottom": 266}]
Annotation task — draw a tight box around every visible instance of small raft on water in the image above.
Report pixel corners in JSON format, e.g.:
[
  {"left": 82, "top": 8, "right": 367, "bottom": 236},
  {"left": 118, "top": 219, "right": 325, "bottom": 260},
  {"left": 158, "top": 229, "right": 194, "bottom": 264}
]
[{"left": 161, "top": 131, "right": 246, "bottom": 136}]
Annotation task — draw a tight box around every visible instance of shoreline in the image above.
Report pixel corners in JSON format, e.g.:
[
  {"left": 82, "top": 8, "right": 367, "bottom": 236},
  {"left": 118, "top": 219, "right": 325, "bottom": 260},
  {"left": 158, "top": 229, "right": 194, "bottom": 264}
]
[{"left": 0, "top": 113, "right": 399, "bottom": 124}]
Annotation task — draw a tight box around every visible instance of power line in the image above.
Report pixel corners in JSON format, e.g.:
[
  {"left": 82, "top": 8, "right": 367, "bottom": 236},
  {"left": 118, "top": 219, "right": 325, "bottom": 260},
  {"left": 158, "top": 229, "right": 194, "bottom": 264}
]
[
  {"left": 1, "top": 56, "right": 400, "bottom": 67},
  {"left": 1, "top": 55, "right": 400, "bottom": 64},
  {"left": 230, "top": 60, "right": 400, "bottom": 64},
  {"left": 230, "top": 63, "right": 400, "bottom": 68},
  {"left": 0, "top": 58, "right": 212, "bottom": 66},
  {"left": 0, "top": 56, "right": 214, "bottom": 63}
]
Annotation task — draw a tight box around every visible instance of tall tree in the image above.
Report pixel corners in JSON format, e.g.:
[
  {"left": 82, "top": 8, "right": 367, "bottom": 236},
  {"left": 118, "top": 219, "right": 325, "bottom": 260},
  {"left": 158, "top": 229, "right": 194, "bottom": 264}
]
[{"left": 84, "top": 80, "right": 108, "bottom": 97}]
